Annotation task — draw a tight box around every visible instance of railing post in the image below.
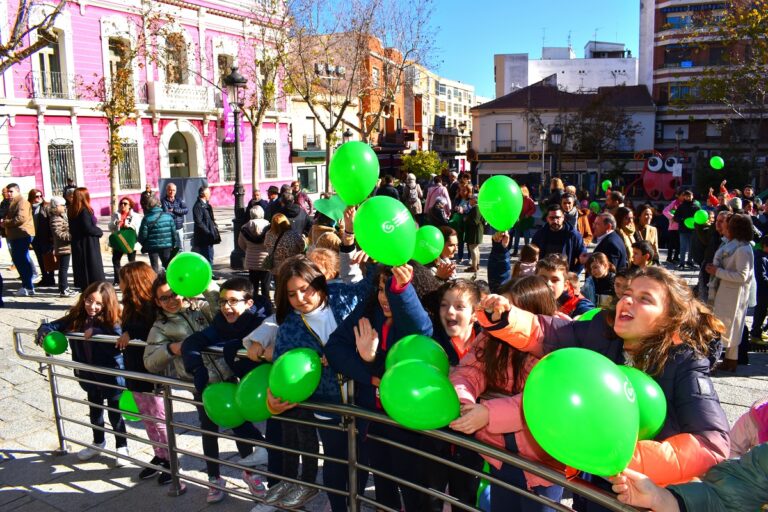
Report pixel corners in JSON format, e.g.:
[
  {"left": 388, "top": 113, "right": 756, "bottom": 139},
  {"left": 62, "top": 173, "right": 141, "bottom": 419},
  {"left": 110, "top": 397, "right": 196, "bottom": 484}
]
[
  {"left": 162, "top": 384, "right": 186, "bottom": 497},
  {"left": 346, "top": 380, "right": 359, "bottom": 512},
  {"left": 46, "top": 359, "right": 69, "bottom": 456}
]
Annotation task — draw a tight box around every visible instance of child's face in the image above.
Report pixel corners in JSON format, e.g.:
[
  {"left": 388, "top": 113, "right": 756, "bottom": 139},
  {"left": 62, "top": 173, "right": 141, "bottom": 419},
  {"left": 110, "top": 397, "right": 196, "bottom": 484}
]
[
  {"left": 590, "top": 261, "right": 609, "bottom": 278},
  {"left": 218, "top": 289, "right": 253, "bottom": 324},
  {"left": 286, "top": 276, "right": 321, "bottom": 315},
  {"left": 537, "top": 268, "right": 566, "bottom": 299},
  {"left": 614, "top": 276, "right": 629, "bottom": 298},
  {"left": 155, "top": 283, "right": 183, "bottom": 314},
  {"left": 614, "top": 277, "right": 667, "bottom": 345},
  {"left": 439, "top": 289, "right": 477, "bottom": 339},
  {"left": 631, "top": 248, "right": 648, "bottom": 268},
  {"left": 441, "top": 235, "right": 459, "bottom": 259},
  {"left": 84, "top": 291, "right": 104, "bottom": 318},
  {"left": 378, "top": 275, "right": 392, "bottom": 318}
]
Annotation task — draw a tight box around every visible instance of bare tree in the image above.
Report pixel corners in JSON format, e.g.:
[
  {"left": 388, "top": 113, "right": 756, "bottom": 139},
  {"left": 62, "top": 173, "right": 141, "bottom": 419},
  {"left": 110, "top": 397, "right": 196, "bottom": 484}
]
[{"left": 0, "top": 0, "right": 66, "bottom": 75}]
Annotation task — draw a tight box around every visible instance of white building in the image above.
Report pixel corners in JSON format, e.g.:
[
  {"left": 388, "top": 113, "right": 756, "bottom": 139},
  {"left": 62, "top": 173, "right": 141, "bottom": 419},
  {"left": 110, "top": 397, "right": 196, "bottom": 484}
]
[{"left": 494, "top": 41, "right": 638, "bottom": 97}]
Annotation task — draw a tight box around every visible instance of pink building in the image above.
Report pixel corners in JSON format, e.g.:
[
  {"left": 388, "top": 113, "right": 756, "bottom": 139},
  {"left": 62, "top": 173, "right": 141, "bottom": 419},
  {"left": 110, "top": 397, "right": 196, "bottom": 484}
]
[{"left": 0, "top": 0, "right": 292, "bottom": 216}]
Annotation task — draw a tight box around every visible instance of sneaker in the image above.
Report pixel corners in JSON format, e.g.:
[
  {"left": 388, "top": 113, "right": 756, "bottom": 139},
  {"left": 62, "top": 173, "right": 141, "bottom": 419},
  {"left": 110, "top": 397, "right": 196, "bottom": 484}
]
[
  {"left": 60, "top": 288, "right": 78, "bottom": 297},
  {"left": 157, "top": 460, "right": 173, "bottom": 485},
  {"left": 242, "top": 470, "right": 267, "bottom": 498},
  {"left": 263, "top": 481, "right": 293, "bottom": 505},
  {"left": 139, "top": 455, "right": 162, "bottom": 479},
  {"left": 277, "top": 483, "right": 318, "bottom": 509},
  {"left": 238, "top": 447, "right": 268, "bottom": 467},
  {"left": 114, "top": 446, "right": 130, "bottom": 467},
  {"left": 14, "top": 287, "right": 34, "bottom": 297},
  {"left": 207, "top": 476, "right": 227, "bottom": 504},
  {"left": 77, "top": 441, "right": 106, "bottom": 461}
]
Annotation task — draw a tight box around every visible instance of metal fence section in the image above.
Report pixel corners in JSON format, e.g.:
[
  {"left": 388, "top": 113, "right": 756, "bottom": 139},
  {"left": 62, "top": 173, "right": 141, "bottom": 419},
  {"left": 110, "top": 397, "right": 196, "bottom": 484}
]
[
  {"left": 47, "top": 140, "right": 76, "bottom": 196},
  {"left": 221, "top": 143, "right": 236, "bottom": 182},
  {"left": 12, "top": 328, "right": 640, "bottom": 512}
]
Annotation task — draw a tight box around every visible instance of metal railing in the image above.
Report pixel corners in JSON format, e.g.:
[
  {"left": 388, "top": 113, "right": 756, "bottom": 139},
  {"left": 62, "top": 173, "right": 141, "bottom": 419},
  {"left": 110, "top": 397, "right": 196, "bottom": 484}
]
[
  {"left": 492, "top": 139, "right": 518, "bottom": 152},
  {"left": 26, "top": 71, "right": 79, "bottom": 100},
  {"left": 13, "top": 327, "right": 639, "bottom": 512}
]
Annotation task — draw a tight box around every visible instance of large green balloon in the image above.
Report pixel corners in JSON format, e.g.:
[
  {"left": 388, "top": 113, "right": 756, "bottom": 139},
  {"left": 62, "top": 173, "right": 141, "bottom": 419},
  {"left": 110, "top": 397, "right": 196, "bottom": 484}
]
[
  {"left": 683, "top": 217, "right": 695, "bottom": 230},
  {"left": 478, "top": 176, "right": 523, "bottom": 231},
  {"left": 619, "top": 366, "right": 667, "bottom": 441},
  {"left": 385, "top": 334, "right": 450, "bottom": 376},
  {"left": 353, "top": 196, "right": 417, "bottom": 266},
  {"left": 576, "top": 308, "right": 602, "bottom": 322},
  {"left": 43, "top": 331, "right": 68, "bottom": 355},
  {"left": 694, "top": 209, "right": 709, "bottom": 225},
  {"left": 119, "top": 390, "right": 141, "bottom": 422},
  {"left": 379, "top": 359, "right": 460, "bottom": 430},
  {"left": 710, "top": 156, "right": 725, "bottom": 170},
  {"left": 268, "top": 348, "right": 322, "bottom": 403},
  {"left": 166, "top": 252, "right": 213, "bottom": 298},
  {"left": 203, "top": 382, "right": 245, "bottom": 429},
  {"left": 236, "top": 364, "right": 273, "bottom": 422},
  {"left": 329, "top": 141, "right": 380, "bottom": 205},
  {"left": 411, "top": 226, "right": 444, "bottom": 265},
  {"left": 523, "top": 348, "right": 639, "bottom": 476}
]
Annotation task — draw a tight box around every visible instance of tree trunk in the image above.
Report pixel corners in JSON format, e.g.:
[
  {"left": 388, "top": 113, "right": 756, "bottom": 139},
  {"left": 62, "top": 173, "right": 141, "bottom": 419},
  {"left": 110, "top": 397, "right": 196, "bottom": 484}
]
[
  {"left": 325, "top": 130, "right": 333, "bottom": 193},
  {"left": 251, "top": 123, "right": 262, "bottom": 193},
  {"left": 110, "top": 158, "right": 120, "bottom": 215}
]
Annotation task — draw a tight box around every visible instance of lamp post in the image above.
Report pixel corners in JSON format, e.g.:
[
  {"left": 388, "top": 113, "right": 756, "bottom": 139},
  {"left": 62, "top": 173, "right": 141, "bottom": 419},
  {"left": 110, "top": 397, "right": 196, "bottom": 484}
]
[
  {"left": 675, "top": 127, "right": 684, "bottom": 186},
  {"left": 550, "top": 126, "right": 563, "bottom": 178},
  {"left": 342, "top": 128, "right": 353, "bottom": 144},
  {"left": 314, "top": 63, "right": 346, "bottom": 193},
  {"left": 539, "top": 128, "right": 548, "bottom": 194},
  {"left": 224, "top": 66, "right": 248, "bottom": 270},
  {"left": 458, "top": 121, "right": 468, "bottom": 172}
]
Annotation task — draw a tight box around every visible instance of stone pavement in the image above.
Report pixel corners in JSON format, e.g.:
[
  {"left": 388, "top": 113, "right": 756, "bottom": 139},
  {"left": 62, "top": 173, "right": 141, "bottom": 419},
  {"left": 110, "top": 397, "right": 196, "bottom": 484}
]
[{"left": 1, "top": 236, "right": 767, "bottom": 512}]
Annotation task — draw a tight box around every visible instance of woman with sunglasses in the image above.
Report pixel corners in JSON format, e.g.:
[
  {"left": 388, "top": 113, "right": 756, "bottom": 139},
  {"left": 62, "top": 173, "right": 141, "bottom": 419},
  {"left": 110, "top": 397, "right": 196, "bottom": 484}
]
[
  {"left": 28, "top": 189, "right": 56, "bottom": 287},
  {"left": 108, "top": 196, "right": 141, "bottom": 285}
]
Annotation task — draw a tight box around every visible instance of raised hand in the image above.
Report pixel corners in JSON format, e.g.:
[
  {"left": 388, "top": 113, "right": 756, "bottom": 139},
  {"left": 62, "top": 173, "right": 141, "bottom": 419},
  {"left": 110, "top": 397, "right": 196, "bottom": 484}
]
[
  {"left": 449, "top": 403, "right": 490, "bottom": 434},
  {"left": 353, "top": 317, "right": 379, "bottom": 363},
  {"left": 479, "top": 294, "right": 512, "bottom": 321},
  {"left": 435, "top": 260, "right": 456, "bottom": 280},
  {"left": 392, "top": 264, "right": 413, "bottom": 287}
]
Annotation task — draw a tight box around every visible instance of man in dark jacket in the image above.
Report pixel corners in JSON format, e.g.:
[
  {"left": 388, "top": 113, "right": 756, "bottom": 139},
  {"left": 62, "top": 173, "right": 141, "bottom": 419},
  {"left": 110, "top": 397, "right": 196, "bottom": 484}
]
[
  {"left": 672, "top": 189, "right": 701, "bottom": 269},
  {"left": 583, "top": 212, "right": 628, "bottom": 270},
  {"left": 192, "top": 186, "right": 218, "bottom": 264},
  {"left": 531, "top": 204, "right": 586, "bottom": 274},
  {"left": 276, "top": 191, "right": 312, "bottom": 237},
  {"left": 696, "top": 209, "right": 731, "bottom": 301},
  {"left": 375, "top": 175, "right": 400, "bottom": 200},
  {"left": 162, "top": 182, "right": 188, "bottom": 251}
]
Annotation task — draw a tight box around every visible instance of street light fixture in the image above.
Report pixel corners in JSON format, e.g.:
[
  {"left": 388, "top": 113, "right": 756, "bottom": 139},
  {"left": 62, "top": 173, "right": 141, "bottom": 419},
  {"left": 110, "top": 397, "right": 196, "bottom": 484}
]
[
  {"left": 539, "top": 128, "right": 548, "bottom": 189},
  {"left": 315, "top": 62, "right": 346, "bottom": 193},
  {"left": 342, "top": 128, "right": 353, "bottom": 143},
  {"left": 550, "top": 125, "right": 564, "bottom": 177},
  {"left": 223, "top": 65, "right": 248, "bottom": 269}
]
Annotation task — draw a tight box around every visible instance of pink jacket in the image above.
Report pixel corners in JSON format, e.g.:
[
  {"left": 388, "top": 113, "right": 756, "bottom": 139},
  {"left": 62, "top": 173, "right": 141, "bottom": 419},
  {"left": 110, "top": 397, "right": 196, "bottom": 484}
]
[
  {"left": 449, "top": 336, "right": 563, "bottom": 489},
  {"left": 663, "top": 199, "right": 681, "bottom": 231},
  {"left": 730, "top": 398, "right": 768, "bottom": 458},
  {"left": 425, "top": 185, "right": 451, "bottom": 216}
]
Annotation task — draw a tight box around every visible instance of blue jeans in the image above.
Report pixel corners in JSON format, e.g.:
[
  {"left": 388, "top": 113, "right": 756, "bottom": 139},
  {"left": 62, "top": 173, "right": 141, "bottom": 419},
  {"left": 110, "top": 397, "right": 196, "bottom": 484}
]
[
  {"left": 512, "top": 227, "right": 529, "bottom": 253},
  {"left": 192, "top": 245, "right": 213, "bottom": 264},
  {"left": 9, "top": 236, "right": 34, "bottom": 290},
  {"left": 490, "top": 463, "right": 563, "bottom": 512},
  {"left": 678, "top": 231, "right": 692, "bottom": 265}
]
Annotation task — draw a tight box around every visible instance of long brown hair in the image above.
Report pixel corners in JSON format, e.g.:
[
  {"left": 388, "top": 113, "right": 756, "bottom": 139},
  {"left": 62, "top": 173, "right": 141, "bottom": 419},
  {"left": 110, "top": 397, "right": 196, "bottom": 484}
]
[
  {"left": 274, "top": 255, "right": 328, "bottom": 323},
  {"left": 68, "top": 187, "right": 93, "bottom": 219},
  {"left": 119, "top": 261, "right": 157, "bottom": 326},
  {"left": 270, "top": 213, "right": 292, "bottom": 236},
  {"left": 608, "top": 266, "right": 725, "bottom": 376},
  {"left": 479, "top": 276, "right": 555, "bottom": 393},
  {"left": 60, "top": 281, "right": 121, "bottom": 332}
]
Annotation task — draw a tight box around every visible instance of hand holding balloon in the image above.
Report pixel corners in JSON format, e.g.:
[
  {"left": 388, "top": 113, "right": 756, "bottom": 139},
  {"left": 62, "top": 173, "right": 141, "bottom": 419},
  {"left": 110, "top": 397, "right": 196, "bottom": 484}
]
[
  {"left": 479, "top": 294, "right": 512, "bottom": 321},
  {"left": 342, "top": 206, "right": 356, "bottom": 234},
  {"left": 267, "top": 388, "right": 298, "bottom": 415},
  {"left": 392, "top": 264, "right": 413, "bottom": 288},
  {"left": 354, "top": 318, "right": 379, "bottom": 363},
  {"left": 609, "top": 469, "right": 679, "bottom": 511},
  {"left": 449, "top": 403, "right": 490, "bottom": 435}
]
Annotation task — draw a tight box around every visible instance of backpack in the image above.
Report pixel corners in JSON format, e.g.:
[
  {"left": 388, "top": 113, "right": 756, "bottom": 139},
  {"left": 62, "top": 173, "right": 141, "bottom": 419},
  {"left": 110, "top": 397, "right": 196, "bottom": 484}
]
[{"left": 405, "top": 185, "right": 419, "bottom": 205}]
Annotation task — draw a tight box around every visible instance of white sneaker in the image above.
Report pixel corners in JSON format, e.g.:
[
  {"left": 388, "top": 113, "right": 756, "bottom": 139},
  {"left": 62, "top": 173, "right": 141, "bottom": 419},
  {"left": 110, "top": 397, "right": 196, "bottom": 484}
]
[
  {"left": 15, "top": 287, "right": 34, "bottom": 297},
  {"left": 238, "top": 446, "right": 268, "bottom": 467},
  {"left": 114, "top": 446, "right": 130, "bottom": 467},
  {"left": 77, "top": 441, "right": 106, "bottom": 461}
]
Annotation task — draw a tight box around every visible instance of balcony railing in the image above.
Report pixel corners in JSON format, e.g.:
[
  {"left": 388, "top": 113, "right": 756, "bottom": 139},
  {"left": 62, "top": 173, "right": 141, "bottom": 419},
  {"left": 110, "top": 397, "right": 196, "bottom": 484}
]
[
  {"left": 26, "top": 71, "right": 79, "bottom": 100},
  {"left": 492, "top": 139, "right": 518, "bottom": 152},
  {"left": 147, "top": 81, "right": 214, "bottom": 112},
  {"left": 303, "top": 135, "right": 321, "bottom": 150}
]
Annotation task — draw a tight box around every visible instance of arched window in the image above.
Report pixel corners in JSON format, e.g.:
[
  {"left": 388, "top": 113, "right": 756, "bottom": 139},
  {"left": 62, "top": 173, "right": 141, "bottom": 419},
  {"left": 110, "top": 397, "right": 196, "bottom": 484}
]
[{"left": 168, "top": 132, "right": 190, "bottom": 177}]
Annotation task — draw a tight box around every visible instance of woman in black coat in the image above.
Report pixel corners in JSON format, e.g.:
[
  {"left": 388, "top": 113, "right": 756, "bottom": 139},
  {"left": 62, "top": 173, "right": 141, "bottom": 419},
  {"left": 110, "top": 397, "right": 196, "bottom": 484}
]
[{"left": 68, "top": 187, "right": 105, "bottom": 291}]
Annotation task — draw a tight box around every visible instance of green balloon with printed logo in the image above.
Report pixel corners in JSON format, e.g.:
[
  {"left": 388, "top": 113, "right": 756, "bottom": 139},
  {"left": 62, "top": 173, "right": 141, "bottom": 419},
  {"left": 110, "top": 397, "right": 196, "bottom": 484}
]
[
  {"left": 694, "top": 209, "right": 709, "bottom": 225},
  {"left": 353, "top": 196, "right": 417, "bottom": 266},
  {"left": 203, "top": 382, "right": 245, "bottom": 429},
  {"left": 385, "top": 334, "right": 450, "bottom": 376},
  {"left": 411, "top": 225, "right": 444, "bottom": 265},
  {"left": 522, "top": 347, "right": 639, "bottom": 476},
  {"left": 478, "top": 175, "right": 523, "bottom": 231},
  {"left": 236, "top": 364, "right": 273, "bottom": 422},
  {"left": 119, "top": 390, "right": 141, "bottom": 422},
  {"left": 42, "top": 331, "right": 68, "bottom": 355},
  {"left": 329, "top": 141, "right": 380, "bottom": 205},
  {"left": 619, "top": 366, "right": 667, "bottom": 441}
]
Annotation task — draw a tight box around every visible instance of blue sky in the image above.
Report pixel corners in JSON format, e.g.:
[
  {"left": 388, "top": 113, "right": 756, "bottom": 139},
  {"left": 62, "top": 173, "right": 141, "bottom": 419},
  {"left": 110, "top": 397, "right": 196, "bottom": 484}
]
[{"left": 430, "top": 0, "right": 640, "bottom": 99}]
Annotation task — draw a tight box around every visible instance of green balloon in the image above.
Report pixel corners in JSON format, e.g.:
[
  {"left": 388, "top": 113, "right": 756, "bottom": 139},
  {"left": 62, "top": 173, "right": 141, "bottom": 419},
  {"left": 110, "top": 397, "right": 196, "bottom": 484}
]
[
  {"left": 235, "top": 364, "right": 273, "bottom": 422},
  {"left": 203, "top": 382, "right": 245, "bottom": 429},
  {"left": 269, "top": 348, "right": 322, "bottom": 403},
  {"left": 353, "top": 196, "right": 417, "bottom": 266},
  {"left": 411, "top": 226, "right": 444, "bottom": 265},
  {"left": 523, "top": 348, "right": 639, "bottom": 476},
  {"left": 329, "top": 141, "right": 380, "bottom": 205},
  {"left": 385, "top": 334, "right": 450, "bottom": 376},
  {"left": 684, "top": 217, "right": 695, "bottom": 230},
  {"left": 314, "top": 194, "right": 347, "bottom": 222},
  {"left": 589, "top": 201, "right": 601, "bottom": 214},
  {"left": 694, "top": 209, "right": 709, "bottom": 225},
  {"left": 478, "top": 175, "right": 523, "bottom": 231},
  {"left": 619, "top": 366, "right": 667, "bottom": 441},
  {"left": 576, "top": 308, "right": 602, "bottom": 322},
  {"left": 42, "top": 331, "right": 68, "bottom": 355},
  {"left": 601, "top": 180, "right": 612, "bottom": 192},
  {"left": 379, "top": 359, "right": 460, "bottom": 430},
  {"left": 166, "top": 252, "right": 212, "bottom": 298},
  {"left": 119, "top": 390, "right": 141, "bottom": 422},
  {"left": 710, "top": 156, "right": 725, "bottom": 170}
]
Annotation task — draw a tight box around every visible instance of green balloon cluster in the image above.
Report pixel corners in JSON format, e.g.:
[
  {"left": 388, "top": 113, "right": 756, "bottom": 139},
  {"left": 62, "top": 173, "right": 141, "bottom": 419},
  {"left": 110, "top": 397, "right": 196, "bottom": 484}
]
[
  {"left": 601, "top": 180, "right": 612, "bottom": 192},
  {"left": 380, "top": 359, "right": 460, "bottom": 430},
  {"left": 166, "top": 252, "right": 212, "bottom": 297},
  {"left": 236, "top": 364, "right": 273, "bottom": 422},
  {"left": 203, "top": 382, "right": 245, "bottom": 429},
  {"left": 710, "top": 156, "right": 725, "bottom": 170},
  {"left": 119, "top": 390, "right": 141, "bottom": 422},
  {"left": 576, "top": 308, "right": 602, "bottom": 322},
  {"left": 385, "top": 335, "right": 450, "bottom": 376},
  {"left": 353, "top": 196, "right": 417, "bottom": 266},
  {"left": 329, "top": 141, "right": 380, "bottom": 205},
  {"left": 694, "top": 209, "right": 709, "bottom": 225},
  {"left": 411, "top": 226, "right": 444, "bottom": 265},
  {"left": 43, "top": 331, "right": 68, "bottom": 355},
  {"left": 684, "top": 217, "right": 696, "bottom": 230},
  {"left": 478, "top": 176, "right": 523, "bottom": 231},
  {"left": 269, "top": 348, "right": 322, "bottom": 403},
  {"left": 619, "top": 366, "right": 667, "bottom": 440},
  {"left": 523, "top": 348, "right": 639, "bottom": 476}
]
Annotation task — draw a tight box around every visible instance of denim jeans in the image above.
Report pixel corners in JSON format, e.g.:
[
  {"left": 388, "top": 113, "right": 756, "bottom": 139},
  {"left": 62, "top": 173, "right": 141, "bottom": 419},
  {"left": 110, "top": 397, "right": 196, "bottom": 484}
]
[
  {"left": 678, "top": 231, "right": 692, "bottom": 265},
  {"left": 9, "top": 236, "right": 34, "bottom": 290},
  {"left": 58, "top": 253, "right": 71, "bottom": 292},
  {"left": 149, "top": 249, "right": 172, "bottom": 273},
  {"left": 193, "top": 245, "right": 213, "bottom": 264},
  {"left": 512, "top": 227, "right": 529, "bottom": 253}
]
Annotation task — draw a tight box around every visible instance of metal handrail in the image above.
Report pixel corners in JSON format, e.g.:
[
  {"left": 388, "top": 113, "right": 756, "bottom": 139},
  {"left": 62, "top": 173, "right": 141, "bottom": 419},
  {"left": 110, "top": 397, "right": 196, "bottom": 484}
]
[{"left": 14, "top": 327, "right": 641, "bottom": 511}]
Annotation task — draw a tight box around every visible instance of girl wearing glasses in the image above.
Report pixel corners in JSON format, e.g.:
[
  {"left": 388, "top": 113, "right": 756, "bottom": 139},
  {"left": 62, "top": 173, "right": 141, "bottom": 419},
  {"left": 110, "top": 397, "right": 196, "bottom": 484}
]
[{"left": 108, "top": 196, "right": 140, "bottom": 285}]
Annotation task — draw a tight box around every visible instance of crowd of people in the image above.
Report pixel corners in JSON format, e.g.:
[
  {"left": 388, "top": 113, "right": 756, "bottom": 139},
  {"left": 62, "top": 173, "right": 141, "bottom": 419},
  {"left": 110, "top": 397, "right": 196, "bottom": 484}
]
[{"left": 2, "top": 171, "right": 767, "bottom": 511}]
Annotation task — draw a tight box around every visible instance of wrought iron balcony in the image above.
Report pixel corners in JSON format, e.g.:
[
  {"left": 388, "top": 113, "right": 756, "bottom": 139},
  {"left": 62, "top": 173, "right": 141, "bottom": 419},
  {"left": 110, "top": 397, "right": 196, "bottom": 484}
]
[{"left": 26, "top": 71, "right": 79, "bottom": 100}]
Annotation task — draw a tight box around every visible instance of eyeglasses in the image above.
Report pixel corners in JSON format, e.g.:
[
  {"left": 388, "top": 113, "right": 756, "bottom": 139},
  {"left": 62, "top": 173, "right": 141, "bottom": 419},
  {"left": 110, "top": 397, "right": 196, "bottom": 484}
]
[
  {"left": 157, "top": 293, "right": 179, "bottom": 303},
  {"left": 218, "top": 298, "right": 247, "bottom": 308},
  {"left": 120, "top": 202, "right": 130, "bottom": 206},
  {"left": 84, "top": 298, "right": 103, "bottom": 308},
  {"left": 35, "top": 194, "right": 42, "bottom": 198}
]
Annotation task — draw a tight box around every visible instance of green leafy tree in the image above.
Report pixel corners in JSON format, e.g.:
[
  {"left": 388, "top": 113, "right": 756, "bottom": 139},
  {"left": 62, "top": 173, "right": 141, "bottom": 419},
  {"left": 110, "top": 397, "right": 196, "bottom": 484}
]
[{"left": 401, "top": 150, "right": 446, "bottom": 180}]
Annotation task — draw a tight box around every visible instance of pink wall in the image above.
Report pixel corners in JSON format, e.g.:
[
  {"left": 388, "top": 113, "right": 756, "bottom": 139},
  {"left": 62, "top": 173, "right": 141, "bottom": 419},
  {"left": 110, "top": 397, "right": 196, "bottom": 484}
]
[{"left": 7, "top": 116, "right": 41, "bottom": 184}]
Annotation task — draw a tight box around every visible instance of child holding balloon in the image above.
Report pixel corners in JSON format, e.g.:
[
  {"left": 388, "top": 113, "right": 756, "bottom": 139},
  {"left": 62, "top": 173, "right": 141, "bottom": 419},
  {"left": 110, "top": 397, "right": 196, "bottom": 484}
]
[
  {"left": 36, "top": 281, "right": 128, "bottom": 464},
  {"left": 477, "top": 266, "right": 731, "bottom": 511}
]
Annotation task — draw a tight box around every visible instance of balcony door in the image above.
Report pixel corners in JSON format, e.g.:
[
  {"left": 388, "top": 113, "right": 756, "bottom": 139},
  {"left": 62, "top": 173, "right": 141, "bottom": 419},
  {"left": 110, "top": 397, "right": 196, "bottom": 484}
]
[{"left": 38, "top": 39, "right": 63, "bottom": 98}]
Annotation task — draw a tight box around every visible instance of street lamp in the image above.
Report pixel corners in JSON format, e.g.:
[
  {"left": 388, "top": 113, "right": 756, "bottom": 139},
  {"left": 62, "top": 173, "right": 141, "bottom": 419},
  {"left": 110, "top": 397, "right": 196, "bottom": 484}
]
[
  {"left": 539, "top": 128, "right": 548, "bottom": 190},
  {"left": 315, "top": 63, "right": 346, "bottom": 193},
  {"left": 675, "top": 127, "right": 684, "bottom": 156},
  {"left": 224, "top": 65, "right": 248, "bottom": 269},
  {"left": 342, "top": 128, "right": 353, "bottom": 143},
  {"left": 550, "top": 126, "right": 563, "bottom": 178}
]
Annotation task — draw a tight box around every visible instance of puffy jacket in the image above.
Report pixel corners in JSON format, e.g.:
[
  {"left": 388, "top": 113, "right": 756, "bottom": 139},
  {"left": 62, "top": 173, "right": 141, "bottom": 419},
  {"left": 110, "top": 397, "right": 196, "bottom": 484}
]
[
  {"left": 49, "top": 209, "right": 72, "bottom": 256},
  {"left": 138, "top": 207, "right": 176, "bottom": 251},
  {"left": 478, "top": 307, "right": 731, "bottom": 487},
  {"left": 237, "top": 219, "right": 270, "bottom": 271},
  {"left": 161, "top": 196, "right": 188, "bottom": 230},
  {"left": 487, "top": 233, "right": 512, "bottom": 293}
]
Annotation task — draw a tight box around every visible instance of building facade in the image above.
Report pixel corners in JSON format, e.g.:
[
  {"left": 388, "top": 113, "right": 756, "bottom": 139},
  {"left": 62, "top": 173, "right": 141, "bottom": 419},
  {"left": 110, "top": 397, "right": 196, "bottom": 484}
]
[{"left": 1, "top": 0, "right": 291, "bottom": 216}]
